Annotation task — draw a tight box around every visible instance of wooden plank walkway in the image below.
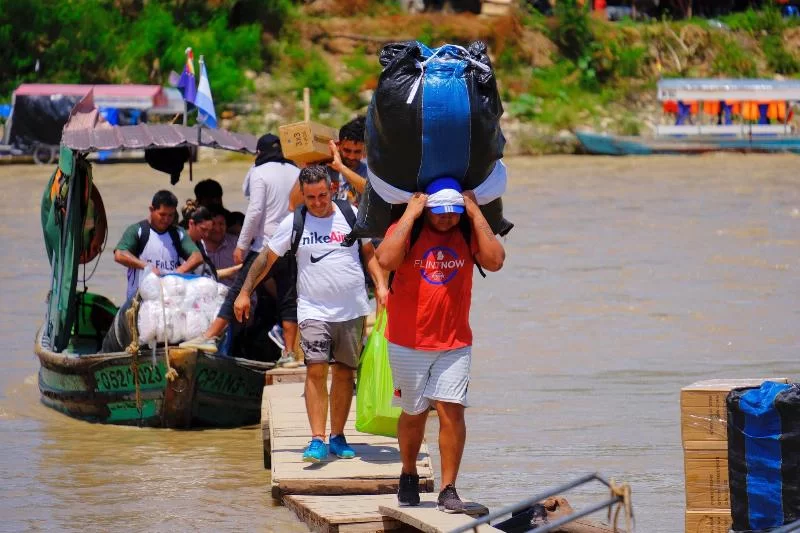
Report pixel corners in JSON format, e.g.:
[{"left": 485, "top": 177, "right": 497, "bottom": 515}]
[
  {"left": 283, "top": 493, "right": 494, "bottom": 533},
  {"left": 380, "top": 494, "right": 498, "bottom": 533},
  {"left": 263, "top": 382, "right": 435, "bottom": 499},
  {"left": 261, "top": 380, "right": 496, "bottom": 532}
]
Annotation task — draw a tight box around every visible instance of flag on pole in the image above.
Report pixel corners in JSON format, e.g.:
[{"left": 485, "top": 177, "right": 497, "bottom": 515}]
[
  {"left": 195, "top": 56, "right": 217, "bottom": 128},
  {"left": 175, "top": 47, "right": 197, "bottom": 104}
]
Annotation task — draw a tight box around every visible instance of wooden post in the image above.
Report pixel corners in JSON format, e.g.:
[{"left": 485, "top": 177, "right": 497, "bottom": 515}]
[{"left": 303, "top": 87, "right": 311, "bottom": 122}]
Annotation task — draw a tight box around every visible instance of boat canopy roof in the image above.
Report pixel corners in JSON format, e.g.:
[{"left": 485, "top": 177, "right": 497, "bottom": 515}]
[
  {"left": 657, "top": 79, "right": 800, "bottom": 102},
  {"left": 61, "top": 90, "right": 256, "bottom": 154},
  {"left": 14, "top": 83, "right": 168, "bottom": 110}
]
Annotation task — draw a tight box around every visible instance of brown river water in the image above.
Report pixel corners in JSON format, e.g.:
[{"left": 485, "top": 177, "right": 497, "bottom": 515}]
[{"left": 0, "top": 154, "right": 798, "bottom": 532}]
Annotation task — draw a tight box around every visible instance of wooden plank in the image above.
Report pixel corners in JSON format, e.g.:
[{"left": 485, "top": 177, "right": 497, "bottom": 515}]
[
  {"left": 266, "top": 366, "right": 307, "bottom": 385},
  {"left": 379, "top": 493, "right": 498, "bottom": 533},
  {"left": 284, "top": 494, "right": 408, "bottom": 533},
  {"left": 684, "top": 448, "right": 729, "bottom": 509},
  {"left": 265, "top": 382, "right": 435, "bottom": 498},
  {"left": 685, "top": 509, "right": 731, "bottom": 533},
  {"left": 261, "top": 384, "right": 272, "bottom": 469}
]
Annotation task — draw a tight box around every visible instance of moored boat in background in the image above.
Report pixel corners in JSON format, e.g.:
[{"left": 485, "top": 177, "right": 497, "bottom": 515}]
[{"left": 577, "top": 78, "right": 800, "bottom": 156}]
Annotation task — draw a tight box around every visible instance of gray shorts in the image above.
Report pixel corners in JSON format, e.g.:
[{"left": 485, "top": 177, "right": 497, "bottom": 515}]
[
  {"left": 300, "top": 317, "right": 365, "bottom": 369},
  {"left": 387, "top": 342, "right": 471, "bottom": 415}
]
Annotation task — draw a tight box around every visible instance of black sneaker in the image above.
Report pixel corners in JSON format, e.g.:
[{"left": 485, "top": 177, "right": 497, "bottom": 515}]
[
  {"left": 437, "top": 484, "right": 466, "bottom": 514},
  {"left": 397, "top": 472, "right": 420, "bottom": 506}
]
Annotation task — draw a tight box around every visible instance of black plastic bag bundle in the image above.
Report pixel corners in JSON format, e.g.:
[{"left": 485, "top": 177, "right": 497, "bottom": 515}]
[
  {"left": 366, "top": 40, "right": 505, "bottom": 192},
  {"left": 727, "top": 382, "right": 800, "bottom": 532},
  {"left": 348, "top": 40, "right": 512, "bottom": 240}
]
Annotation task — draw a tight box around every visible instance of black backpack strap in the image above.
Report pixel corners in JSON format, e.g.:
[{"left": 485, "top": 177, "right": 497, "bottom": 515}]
[
  {"left": 459, "top": 219, "right": 486, "bottom": 279},
  {"left": 135, "top": 220, "right": 150, "bottom": 257},
  {"left": 290, "top": 205, "right": 307, "bottom": 257},
  {"left": 168, "top": 226, "right": 191, "bottom": 261},
  {"left": 334, "top": 199, "right": 360, "bottom": 253},
  {"left": 198, "top": 243, "right": 218, "bottom": 280}
]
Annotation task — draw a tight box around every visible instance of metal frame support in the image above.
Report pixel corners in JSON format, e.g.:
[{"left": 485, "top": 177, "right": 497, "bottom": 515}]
[{"left": 447, "top": 472, "right": 631, "bottom": 533}]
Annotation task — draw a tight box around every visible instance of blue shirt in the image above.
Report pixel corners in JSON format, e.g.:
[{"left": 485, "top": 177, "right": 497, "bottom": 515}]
[{"left": 326, "top": 161, "right": 367, "bottom": 206}]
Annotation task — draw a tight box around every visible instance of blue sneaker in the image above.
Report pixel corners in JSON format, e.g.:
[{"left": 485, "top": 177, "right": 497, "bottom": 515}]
[
  {"left": 302, "top": 438, "right": 328, "bottom": 463},
  {"left": 268, "top": 324, "right": 285, "bottom": 350},
  {"left": 329, "top": 434, "right": 356, "bottom": 459}
]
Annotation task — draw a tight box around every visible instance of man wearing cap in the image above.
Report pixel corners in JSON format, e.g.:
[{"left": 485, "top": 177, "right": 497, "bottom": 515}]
[
  {"left": 181, "top": 134, "right": 301, "bottom": 366},
  {"left": 376, "top": 177, "right": 506, "bottom": 513}
]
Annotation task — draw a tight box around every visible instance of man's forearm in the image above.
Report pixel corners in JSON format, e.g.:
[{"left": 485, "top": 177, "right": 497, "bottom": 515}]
[
  {"left": 469, "top": 207, "right": 496, "bottom": 242},
  {"left": 467, "top": 205, "right": 505, "bottom": 271},
  {"left": 115, "top": 250, "right": 146, "bottom": 270},
  {"left": 176, "top": 252, "right": 203, "bottom": 273},
  {"left": 340, "top": 166, "right": 366, "bottom": 194},
  {"left": 366, "top": 254, "right": 386, "bottom": 290},
  {"left": 241, "top": 249, "right": 277, "bottom": 295},
  {"left": 376, "top": 213, "right": 416, "bottom": 270}
]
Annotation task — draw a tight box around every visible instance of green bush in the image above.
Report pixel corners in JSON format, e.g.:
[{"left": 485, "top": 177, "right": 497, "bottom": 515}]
[
  {"left": 711, "top": 36, "right": 758, "bottom": 78},
  {"left": 721, "top": 5, "right": 785, "bottom": 35},
  {"left": 616, "top": 46, "right": 647, "bottom": 78},
  {"left": 507, "top": 93, "right": 540, "bottom": 120},
  {"left": 552, "top": 0, "right": 595, "bottom": 63},
  {"left": 119, "top": 5, "right": 262, "bottom": 104},
  {"left": 291, "top": 49, "right": 336, "bottom": 111},
  {"left": 0, "top": 0, "right": 275, "bottom": 103},
  {"left": 763, "top": 34, "right": 800, "bottom": 75}
]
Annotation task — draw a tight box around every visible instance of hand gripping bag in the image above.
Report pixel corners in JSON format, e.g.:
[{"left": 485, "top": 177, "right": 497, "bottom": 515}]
[
  {"left": 347, "top": 40, "right": 513, "bottom": 241},
  {"left": 355, "top": 310, "right": 401, "bottom": 437}
]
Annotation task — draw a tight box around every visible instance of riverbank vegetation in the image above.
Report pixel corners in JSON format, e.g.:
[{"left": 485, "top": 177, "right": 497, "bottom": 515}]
[{"left": 3, "top": 0, "right": 800, "bottom": 153}]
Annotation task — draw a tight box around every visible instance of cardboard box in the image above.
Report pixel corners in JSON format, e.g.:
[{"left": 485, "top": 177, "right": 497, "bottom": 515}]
[
  {"left": 278, "top": 121, "right": 338, "bottom": 164},
  {"left": 680, "top": 378, "right": 789, "bottom": 443},
  {"left": 684, "top": 446, "right": 729, "bottom": 510},
  {"left": 685, "top": 509, "right": 732, "bottom": 533}
]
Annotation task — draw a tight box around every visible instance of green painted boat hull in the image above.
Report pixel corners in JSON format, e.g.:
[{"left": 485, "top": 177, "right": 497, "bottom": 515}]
[{"left": 35, "top": 329, "right": 271, "bottom": 428}]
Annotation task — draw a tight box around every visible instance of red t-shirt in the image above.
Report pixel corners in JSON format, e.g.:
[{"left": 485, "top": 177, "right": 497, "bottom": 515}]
[{"left": 385, "top": 221, "right": 478, "bottom": 351}]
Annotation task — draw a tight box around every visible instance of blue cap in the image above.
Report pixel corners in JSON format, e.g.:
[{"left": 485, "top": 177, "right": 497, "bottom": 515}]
[{"left": 425, "top": 177, "right": 465, "bottom": 215}]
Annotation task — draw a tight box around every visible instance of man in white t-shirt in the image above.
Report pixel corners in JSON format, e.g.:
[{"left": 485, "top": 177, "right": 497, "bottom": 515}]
[
  {"left": 181, "top": 134, "right": 301, "bottom": 363},
  {"left": 113, "top": 190, "right": 203, "bottom": 300},
  {"left": 232, "top": 165, "right": 387, "bottom": 463}
]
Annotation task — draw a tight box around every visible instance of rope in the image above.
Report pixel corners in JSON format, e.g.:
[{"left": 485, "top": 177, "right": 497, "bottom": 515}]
[
  {"left": 608, "top": 478, "right": 634, "bottom": 533},
  {"left": 124, "top": 298, "right": 143, "bottom": 414},
  {"left": 158, "top": 277, "right": 179, "bottom": 382}
]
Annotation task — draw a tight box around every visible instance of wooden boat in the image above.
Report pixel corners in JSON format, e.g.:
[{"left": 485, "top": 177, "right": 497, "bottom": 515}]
[
  {"left": 35, "top": 89, "right": 273, "bottom": 428},
  {"left": 577, "top": 78, "right": 800, "bottom": 156}
]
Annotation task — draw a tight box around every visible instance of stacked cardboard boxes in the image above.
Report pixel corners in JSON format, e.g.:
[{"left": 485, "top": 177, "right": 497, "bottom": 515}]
[{"left": 681, "top": 378, "right": 789, "bottom": 533}]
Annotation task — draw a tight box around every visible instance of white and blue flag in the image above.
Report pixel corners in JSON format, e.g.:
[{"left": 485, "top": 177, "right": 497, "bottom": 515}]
[{"left": 195, "top": 56, "right": 217, "bottom": 128}]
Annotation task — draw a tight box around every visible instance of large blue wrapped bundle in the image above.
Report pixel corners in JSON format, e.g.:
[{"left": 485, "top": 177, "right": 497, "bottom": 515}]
[
  {"left": 348, "top": 40, "right": 512, "bottom": 240},
  {"left": 366, "top": 40, "right": 505, "bottom": 192},
  {"left": 727, "top": 382, "right": 800, "bottom": 532}
]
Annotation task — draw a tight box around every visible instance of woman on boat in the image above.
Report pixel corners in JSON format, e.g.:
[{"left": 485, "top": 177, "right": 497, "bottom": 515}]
[
  {"left": 181, "top": 202, "right": 217, "bottom": 280},
  {"left": 182, "top": 201, "right": 242, "bottom": 283}
]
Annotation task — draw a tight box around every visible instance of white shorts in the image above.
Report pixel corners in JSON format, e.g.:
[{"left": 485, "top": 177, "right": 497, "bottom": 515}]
[{"left": 387, "top": 342, "right": 471, "bottom": 415}]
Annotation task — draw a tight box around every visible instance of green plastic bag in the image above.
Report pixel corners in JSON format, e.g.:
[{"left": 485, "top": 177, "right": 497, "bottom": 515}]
[{"left": 356, "top": 310, "right": 401, "bottom": 437}]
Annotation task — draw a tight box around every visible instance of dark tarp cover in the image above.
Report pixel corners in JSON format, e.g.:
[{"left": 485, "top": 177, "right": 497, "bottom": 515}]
[
  {"left": 727, "top": 382, "right": 800, "bottom": 532},
  {"left": 8, "top": 94, "right": 81, "bottom": 151}
]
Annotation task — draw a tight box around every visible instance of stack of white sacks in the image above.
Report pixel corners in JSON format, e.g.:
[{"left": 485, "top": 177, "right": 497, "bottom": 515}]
[{"left": 137, "top": 272, "right": 228, "bottom": 349}]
